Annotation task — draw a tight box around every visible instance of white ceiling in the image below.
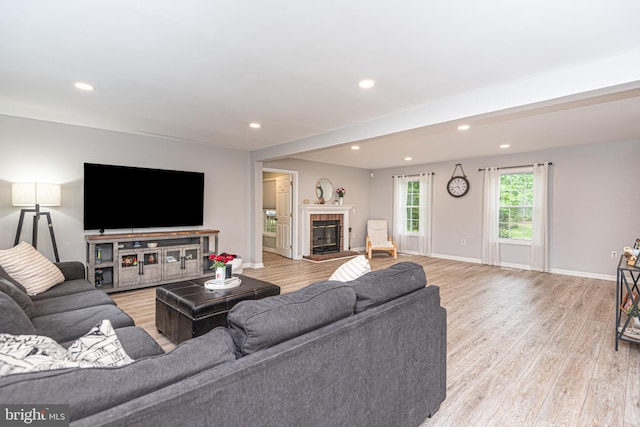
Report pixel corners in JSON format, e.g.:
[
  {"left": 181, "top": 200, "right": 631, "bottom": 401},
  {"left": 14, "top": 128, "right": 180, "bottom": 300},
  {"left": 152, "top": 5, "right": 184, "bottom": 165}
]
[{"left": 1, "top": 1, "right": 640, "bottom": 169}]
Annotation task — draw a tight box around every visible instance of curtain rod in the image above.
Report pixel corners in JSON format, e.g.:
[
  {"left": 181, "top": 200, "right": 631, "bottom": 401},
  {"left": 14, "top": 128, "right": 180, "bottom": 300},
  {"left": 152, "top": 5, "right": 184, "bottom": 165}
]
[
  {"left": 391, "top": 173, "right": 435, "bottom": 178},
  {"left": 477, "top": 162, "right": 553, "bottom": 172}
]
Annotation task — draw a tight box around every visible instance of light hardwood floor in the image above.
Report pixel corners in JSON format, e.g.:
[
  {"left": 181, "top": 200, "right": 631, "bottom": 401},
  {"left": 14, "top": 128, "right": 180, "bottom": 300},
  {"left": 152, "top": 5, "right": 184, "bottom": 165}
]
[{"left": 111, "top": 252, "right": 640, "bottom": 426}]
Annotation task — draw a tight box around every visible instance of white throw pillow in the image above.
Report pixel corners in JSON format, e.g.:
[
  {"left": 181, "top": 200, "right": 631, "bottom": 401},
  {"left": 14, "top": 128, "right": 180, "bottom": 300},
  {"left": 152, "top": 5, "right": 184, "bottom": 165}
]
[
  {"left": 329, "top": 255, "right": 371, "bottom": 282},
  {"left": 0, "top": 241, "right": 65, "bottom": 295},
  {"left": 0, "top": 320, "right": 133, "bottom": 376}
]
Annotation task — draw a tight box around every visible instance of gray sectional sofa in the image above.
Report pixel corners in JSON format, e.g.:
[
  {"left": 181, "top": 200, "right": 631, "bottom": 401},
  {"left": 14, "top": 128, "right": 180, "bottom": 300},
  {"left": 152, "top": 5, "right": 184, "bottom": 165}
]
[
  {"left": 0, "top": 261, "right": 447, "bottom": 427},
  {"left": 0, "top": 262, "right": 164, "bottom": 359}
]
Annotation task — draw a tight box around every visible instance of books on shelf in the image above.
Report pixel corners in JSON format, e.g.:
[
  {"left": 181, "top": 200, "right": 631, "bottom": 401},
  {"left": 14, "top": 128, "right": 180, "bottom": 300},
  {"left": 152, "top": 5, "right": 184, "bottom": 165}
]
[{"left": 618, "top": 326, "right": 640, "bottom": 341}]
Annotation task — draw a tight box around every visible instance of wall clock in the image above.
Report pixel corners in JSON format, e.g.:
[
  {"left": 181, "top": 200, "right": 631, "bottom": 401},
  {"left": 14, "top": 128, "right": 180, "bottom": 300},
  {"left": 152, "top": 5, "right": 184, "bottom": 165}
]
[{"left": 447, "top": 163, "right": 470, "bottom": 197}]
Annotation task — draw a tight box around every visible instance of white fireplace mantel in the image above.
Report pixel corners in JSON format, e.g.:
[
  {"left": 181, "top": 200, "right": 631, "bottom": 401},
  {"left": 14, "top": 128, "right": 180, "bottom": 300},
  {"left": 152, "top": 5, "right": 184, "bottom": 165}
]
[{"left": 299, "top": 204, "right": 353, "bottom": 257}]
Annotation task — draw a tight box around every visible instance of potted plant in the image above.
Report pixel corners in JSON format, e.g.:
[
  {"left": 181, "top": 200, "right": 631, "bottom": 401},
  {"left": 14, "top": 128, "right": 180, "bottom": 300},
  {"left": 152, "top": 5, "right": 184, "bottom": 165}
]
[{"left": 336, "top": 187, "right": 346, "bottom": 204}]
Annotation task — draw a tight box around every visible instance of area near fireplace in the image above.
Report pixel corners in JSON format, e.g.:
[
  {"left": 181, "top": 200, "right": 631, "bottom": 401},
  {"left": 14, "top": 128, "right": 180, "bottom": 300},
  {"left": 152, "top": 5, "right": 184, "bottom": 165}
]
[{"left": 299, "top": 204, "right": 352, "bottom": 257}]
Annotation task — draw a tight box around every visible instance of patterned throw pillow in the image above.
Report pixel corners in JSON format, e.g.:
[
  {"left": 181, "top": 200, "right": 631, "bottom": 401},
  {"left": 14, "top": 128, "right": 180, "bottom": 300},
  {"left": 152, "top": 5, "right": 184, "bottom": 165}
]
[
  {"left": 0, "top": 242, "right": 65, "bottom": 295},
  {"left": 67, "top": 319, "right": 133, "bottom": 367},
  {"left": 0, "top": 334, "right": 67, "bottom": 376},
  {"left": 0, "top": 320, "right": 133, "bottom": 376},
  {"left": 329, "top": 255, "right": 371, "bottom": 282}
]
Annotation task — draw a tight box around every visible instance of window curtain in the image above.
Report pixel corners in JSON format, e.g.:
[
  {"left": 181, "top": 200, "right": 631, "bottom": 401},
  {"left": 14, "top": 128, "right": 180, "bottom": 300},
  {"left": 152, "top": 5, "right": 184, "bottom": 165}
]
[
  {"left": 481, "top": 167, "right": 500, "bottom": 265},
  {"left": 531, "top": 162, "right": 550, "bottom": 272},
  {"left": 392, "top": 175, "right": 409, "bottom": 252},
  {"left": 418, "top": 173, "right": 433, "bottom": 256},
  {"left": 393, "top": 174, "right": 433, "bottom": 256}
]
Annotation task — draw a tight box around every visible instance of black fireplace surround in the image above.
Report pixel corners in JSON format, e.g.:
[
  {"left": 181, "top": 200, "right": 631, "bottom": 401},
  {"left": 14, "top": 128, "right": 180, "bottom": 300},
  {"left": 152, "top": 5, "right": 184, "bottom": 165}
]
[{"left": 312, "top": 220, "right": 340, "bottom": 254}]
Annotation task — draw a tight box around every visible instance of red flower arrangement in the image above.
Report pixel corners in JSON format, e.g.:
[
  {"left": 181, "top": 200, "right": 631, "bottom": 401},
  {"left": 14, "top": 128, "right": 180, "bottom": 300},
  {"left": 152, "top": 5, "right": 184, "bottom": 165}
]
[{"left": 209, "top": 254, "right": 234, "bottom": 269}]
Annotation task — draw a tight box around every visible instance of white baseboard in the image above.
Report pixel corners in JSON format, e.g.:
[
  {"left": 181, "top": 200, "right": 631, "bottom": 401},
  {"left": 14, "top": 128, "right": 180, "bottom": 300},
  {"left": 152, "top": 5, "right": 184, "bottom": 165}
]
[
  {"left": 244, "top": 262, "right": 264, "bottom": 269},
  {"left": 429, "top": 253, "right": 482, "bottom": 264},
  {"left": 499, "top": 262, "right": 531, "bottom": 271},
  {"left": 550, "top": 268, "right": 615, "bottom": 281},
  {"left": 422, "top": 254, "right": 615, "bottom": 281},
  {"left": 263, "top": 247, "right": 276, "bottom": 253}
]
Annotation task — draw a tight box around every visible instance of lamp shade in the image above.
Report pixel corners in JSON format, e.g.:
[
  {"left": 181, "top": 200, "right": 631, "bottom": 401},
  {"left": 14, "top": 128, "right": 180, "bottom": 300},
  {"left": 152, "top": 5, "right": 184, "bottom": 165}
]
[{"left": 12, "top": 183, "right": 61, "bottom": 207}]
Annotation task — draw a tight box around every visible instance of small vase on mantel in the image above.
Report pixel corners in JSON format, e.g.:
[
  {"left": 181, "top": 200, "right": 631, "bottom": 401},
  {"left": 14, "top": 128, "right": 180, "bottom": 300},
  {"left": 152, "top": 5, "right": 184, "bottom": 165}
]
[
  {"left": 215, "top": 267, "right": 226, "bottom": 281},
  {"left": 339, "top": 197, "right": 344, "bottom": 205}
]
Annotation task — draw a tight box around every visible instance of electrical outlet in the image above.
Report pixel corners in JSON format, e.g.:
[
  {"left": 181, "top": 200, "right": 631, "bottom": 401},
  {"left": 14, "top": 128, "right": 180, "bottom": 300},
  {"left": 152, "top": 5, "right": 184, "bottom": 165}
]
[
  {"left": 611, "top": 251, "right": 618, "bottom": 259},
  {"left": 461, "top": 238, "right": 467, "bottom": 246}
]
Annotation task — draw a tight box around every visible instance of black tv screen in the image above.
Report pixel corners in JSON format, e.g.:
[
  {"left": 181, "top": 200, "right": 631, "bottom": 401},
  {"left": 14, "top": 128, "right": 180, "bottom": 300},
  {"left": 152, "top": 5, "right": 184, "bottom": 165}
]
[{"left": 83, "top": 163, "right": 204, "bottom": 231}]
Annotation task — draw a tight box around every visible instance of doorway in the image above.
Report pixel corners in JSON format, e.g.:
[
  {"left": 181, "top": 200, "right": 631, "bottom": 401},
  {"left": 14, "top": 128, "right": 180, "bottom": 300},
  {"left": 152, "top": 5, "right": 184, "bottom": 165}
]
[{"left": 262, "top": 169, "right": 297, "bottom": 260}]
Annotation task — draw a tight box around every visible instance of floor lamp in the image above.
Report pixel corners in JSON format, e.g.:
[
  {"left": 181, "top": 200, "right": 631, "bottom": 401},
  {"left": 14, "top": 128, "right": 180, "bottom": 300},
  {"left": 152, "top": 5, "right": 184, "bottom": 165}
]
[{"left": 12, "top": 182, "right": 61, "bottom": 262}]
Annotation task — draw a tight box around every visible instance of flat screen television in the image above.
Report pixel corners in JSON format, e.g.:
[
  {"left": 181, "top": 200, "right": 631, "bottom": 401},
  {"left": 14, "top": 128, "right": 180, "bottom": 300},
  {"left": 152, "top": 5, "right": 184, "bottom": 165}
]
[{"left": 83, "top": 163, "right": 205, "bottom": 231}]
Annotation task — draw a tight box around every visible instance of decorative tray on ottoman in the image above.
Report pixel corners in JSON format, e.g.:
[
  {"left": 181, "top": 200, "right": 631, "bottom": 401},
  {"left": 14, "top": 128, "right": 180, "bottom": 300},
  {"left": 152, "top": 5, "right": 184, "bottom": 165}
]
[{"left": 204, "top": 277, "right": 242, "bottom": 290}]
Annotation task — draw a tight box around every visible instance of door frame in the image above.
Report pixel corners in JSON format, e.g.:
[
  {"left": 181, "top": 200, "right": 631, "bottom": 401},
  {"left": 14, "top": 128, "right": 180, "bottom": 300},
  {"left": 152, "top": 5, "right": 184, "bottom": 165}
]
[{"left": 262, "top": 168, "right": 299, "bottom": 260}]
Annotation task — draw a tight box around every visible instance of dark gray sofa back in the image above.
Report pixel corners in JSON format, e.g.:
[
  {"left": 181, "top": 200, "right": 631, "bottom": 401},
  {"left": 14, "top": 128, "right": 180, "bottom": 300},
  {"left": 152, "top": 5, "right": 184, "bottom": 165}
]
[
  {"left": 228, "top": 281, "right": 356, "bottom": 355},
  {"left": 347, "top": 261, "right": 427, "bottom": 313},
  {"left": 74, "top": 286, "right": 447, "bottom": 427}
]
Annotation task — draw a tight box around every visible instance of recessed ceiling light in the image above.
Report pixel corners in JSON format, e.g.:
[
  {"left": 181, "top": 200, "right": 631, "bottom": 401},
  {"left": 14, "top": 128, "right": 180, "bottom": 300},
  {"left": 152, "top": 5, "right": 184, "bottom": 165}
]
[
  {"left": 500, "top": 144, "right": 510, "bottom": 149},
  {"left": 351, "top": 145, "right": 360, "bottom": 150},
  {"left": 358, "top": 79, "right": 375, "bottom": 89},
  {"left": 405, "top": 157, "right": 412, "bottom": 161},
  {"left": 74, "top": 82, "right": 94, "bottom": 91},
  {"left": 249, "top": 122, "right": 261, "bottom": 129},
  {"left": 457, "top": 124, "right": 470, "bottom": 131}
]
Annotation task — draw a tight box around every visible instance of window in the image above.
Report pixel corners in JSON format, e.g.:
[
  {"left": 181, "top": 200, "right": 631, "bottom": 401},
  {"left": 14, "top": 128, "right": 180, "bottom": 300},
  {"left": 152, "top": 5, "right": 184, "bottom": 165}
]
[
  {"left": 499, "top": 173, "right": 533, "bottom": 240},
  {"left": 405, "top": 180, "right": 420, "bottom": 233},
  {"left": 263, "top": 209, "right": 276, "bottom": 235}
]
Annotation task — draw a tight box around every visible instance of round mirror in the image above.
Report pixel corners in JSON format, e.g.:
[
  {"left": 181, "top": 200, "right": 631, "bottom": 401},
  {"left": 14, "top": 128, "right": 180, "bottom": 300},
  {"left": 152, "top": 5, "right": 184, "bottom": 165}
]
[{"left": 315, "top": 178, "right": 334, "bottom": 203}]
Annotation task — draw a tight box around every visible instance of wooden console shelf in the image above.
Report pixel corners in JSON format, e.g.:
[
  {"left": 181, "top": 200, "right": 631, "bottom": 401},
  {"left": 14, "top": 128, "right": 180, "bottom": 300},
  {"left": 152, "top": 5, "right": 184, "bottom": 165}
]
[{"left": 85, "top": 229, "right": 219, "bottom": 293}]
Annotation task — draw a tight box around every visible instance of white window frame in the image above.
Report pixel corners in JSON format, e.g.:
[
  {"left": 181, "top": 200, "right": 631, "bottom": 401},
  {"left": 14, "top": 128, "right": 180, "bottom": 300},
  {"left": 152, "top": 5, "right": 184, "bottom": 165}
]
[
  {"left": 405, "top": 180, "right": 420, "bottom": 236},
  {"left": 498, "top": 167, "right": 533, "bottom": 246}
]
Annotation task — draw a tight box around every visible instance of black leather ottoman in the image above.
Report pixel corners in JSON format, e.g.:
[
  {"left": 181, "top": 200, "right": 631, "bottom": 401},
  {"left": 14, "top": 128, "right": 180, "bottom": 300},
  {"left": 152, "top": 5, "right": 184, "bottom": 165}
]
[{"left": 156, "top": 275, "right": 280, "bottom": 344}]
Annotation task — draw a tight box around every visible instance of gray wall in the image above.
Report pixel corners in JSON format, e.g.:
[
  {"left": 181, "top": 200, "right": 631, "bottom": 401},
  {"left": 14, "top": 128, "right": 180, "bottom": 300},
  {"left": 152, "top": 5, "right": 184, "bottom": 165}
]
[
  {"left": 263, "top": 158, "right": 372, "bottom": 250},
  {"left": 0, "top": 115, "right": 252, "bottom": 264},
  {"left": 370, "top": 140, "right": 640, "bottom": 278},
  {"left": 2, "top": 113, "right": 636, "bottom": 279}
]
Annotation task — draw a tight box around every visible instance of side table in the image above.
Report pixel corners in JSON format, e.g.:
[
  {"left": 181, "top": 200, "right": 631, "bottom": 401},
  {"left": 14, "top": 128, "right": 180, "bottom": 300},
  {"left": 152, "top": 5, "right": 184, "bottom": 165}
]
[{"left": 615, "top": 255, "right": 640, "bottom": 350}]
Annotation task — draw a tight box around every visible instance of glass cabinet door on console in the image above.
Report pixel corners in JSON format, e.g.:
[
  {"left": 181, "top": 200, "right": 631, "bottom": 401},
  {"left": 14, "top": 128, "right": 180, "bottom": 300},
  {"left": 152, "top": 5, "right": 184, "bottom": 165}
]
[
  {"left": 163, "top": 246, "right": 201, "bottom": 281},
  {"left": 118, "top": 249, "right": 162, "bottom": 288}
]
